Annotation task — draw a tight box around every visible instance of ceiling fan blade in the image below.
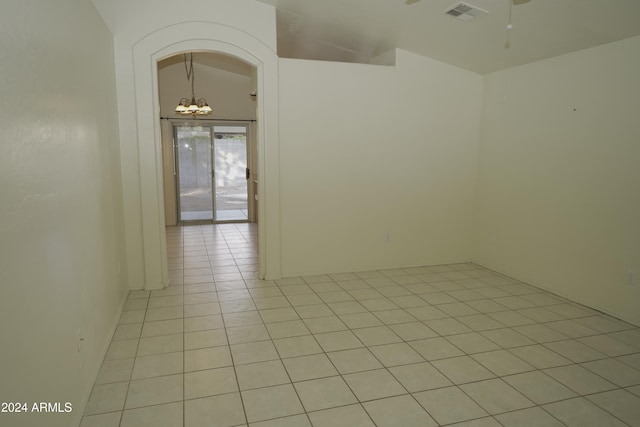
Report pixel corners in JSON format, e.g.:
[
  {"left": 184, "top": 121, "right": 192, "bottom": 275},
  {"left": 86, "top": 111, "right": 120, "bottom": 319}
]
[
  {"left": 406, "top": 0, "right": 422, "bottom": 5},
  {"left": 513, "top": 0, "right": 531, "bottom": 5}
]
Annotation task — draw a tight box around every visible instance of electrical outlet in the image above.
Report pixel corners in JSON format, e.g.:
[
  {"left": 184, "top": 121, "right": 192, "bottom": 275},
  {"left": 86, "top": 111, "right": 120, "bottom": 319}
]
[
  {"left": 628, "top": 271, "right": 636, "bottom": 286},
  {"left": 385, "top": 233, "right": 391, "bottom": 243}
]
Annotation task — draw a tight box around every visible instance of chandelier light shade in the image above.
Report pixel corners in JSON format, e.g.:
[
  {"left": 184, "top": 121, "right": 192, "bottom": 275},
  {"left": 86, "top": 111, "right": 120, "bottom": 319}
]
[{"left": 175, "top": 53, "right": 212, "bottom": 116}]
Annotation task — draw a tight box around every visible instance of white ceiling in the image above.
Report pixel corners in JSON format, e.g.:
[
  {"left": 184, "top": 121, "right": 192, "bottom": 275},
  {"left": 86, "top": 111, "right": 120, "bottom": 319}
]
[{"left": 256, "top": 0, "right": 640, "bottom": 74}]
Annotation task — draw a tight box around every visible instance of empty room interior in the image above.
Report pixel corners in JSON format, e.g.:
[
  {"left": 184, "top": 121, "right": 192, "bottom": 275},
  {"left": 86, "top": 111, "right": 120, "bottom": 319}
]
[{"left": 1, "top": 0, "right": 639, "bottom": 426}]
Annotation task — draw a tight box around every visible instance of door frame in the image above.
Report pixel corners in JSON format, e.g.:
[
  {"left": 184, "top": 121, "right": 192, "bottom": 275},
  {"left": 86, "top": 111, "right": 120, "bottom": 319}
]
[
  {"left": 211, "top": 122, "right": 253, "bottom": 223},
  {"left": 172, "top": 120, "right": 253, "bottom": 224}
]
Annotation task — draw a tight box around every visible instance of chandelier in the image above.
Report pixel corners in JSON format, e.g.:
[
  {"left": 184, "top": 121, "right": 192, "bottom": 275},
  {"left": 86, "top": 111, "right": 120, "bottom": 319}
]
[{"left": 175, "top": 53, "right": 212, "bottom": 116}]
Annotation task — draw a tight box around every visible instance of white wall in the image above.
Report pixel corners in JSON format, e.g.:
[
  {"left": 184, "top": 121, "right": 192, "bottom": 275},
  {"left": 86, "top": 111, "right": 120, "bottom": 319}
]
[
  {"left": 475, "top": 36, "right": 640, "bottom": 325},
  {"left": 0, "top": 1, "right": 126, "bottom": 426},
  {"left": 279, "top": 49, "right": 483, "bottom": 276}
]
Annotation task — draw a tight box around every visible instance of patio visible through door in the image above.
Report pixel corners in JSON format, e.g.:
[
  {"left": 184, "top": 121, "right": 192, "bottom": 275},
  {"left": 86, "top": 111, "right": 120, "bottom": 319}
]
[{"left": 175, "top": 124, "right": 249, "bottom": 222}]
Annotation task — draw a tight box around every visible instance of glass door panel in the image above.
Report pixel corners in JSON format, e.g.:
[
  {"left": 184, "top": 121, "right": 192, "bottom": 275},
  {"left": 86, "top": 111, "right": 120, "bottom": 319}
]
[
  {"left": 213, "top": 126, "right": 248, "bottom": 221},
  {"left": 175, "top": 125, "right": 213, "bottom": 221}
]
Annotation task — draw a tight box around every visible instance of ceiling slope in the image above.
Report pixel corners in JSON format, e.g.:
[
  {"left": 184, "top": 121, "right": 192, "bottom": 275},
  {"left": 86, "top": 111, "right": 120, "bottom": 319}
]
[{"left": 256, "top": 0, "right": 640, "bottom": 73}]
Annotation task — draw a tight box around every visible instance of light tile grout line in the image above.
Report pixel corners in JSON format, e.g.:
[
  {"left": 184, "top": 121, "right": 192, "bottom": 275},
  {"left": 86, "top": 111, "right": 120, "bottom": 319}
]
[
  {"left": 194, "top": 224, "right": 372, "bottom": 425},
  {"left": 210, "top": 231, "right": 635, "bottom": 426},
  {"left": 216, "top": 225, "right": 360, "bottom": 425},
  {"left": 242, "top": 262, "right": 632, "bottom": 425},
  {"left": 226, "top": 243, "right": 632, "bottom": 426},
  {"left": 204, "top": 224, "right": 252, "bottom": 427},
  {"left": 83, "top": 224, "right": 640, "bottom": 427},
  {"left": 113, "top": 268, "right": 154, "bottom": 427}
]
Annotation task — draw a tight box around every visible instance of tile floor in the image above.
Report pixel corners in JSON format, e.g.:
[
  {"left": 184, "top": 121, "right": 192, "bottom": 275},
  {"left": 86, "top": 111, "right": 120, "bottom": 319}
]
[{"left": 81, "top": 224, "right": 640, "bottom": 427}]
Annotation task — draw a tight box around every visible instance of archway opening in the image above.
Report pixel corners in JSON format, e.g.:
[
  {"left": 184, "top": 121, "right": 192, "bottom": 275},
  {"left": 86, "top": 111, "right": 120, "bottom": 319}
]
[
  {"left": 131, "top": 25, "right": 282, "bottom": 290},
  {"left": 157, "top": 51, "right": 261, "bottom": 287},
  {"left": 157, "top": 52, "right": 258, "bottom": 226}
]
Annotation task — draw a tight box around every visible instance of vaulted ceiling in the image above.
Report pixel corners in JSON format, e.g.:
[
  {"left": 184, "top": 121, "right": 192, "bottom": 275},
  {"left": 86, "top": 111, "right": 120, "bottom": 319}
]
[{"left": 256, "top": 0, "right": 640, "bottom": 74}]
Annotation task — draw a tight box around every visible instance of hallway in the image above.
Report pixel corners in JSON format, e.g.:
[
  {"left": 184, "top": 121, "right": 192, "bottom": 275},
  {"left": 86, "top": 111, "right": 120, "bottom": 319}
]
[{"left": 81, "top": 224, "right": 640, "bottom": 426}]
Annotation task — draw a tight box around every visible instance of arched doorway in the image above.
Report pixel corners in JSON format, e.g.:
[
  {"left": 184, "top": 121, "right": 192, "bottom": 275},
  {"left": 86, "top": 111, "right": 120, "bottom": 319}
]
[{"left": 131, "top": 23, "right": 281, "bottom": 289}]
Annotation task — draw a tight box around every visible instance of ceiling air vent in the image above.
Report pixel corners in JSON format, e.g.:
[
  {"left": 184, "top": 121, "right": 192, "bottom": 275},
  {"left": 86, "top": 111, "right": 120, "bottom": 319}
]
[{"left": 445, "top": 2, "right": 488, "bottom": 21}]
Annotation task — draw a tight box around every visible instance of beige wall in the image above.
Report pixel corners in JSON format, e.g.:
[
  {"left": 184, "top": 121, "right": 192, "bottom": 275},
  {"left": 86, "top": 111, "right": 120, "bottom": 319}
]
[
  {"left": 158, "top": 56, "right": 256, "bottom": 119},
  {"left": 475, "top": 36, "right": 640, "bottom": 325},
  {"left": 279, "top": 49, "right": 483, "bottom": 276},
  {"left": 0, "top": 1, "right": 127, "bottom": 426}
]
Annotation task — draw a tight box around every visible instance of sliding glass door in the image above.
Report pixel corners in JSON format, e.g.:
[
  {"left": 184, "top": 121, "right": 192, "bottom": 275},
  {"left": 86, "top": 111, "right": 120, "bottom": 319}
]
[
  {"left": 213, "top": 126, "right": 249, "bottom": 221},
  {"left": 176, "top": 125, "right": 213, "bottom": 221},
  {"left": 174, "top": 123, "right": 249, "bottom": 222}
]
